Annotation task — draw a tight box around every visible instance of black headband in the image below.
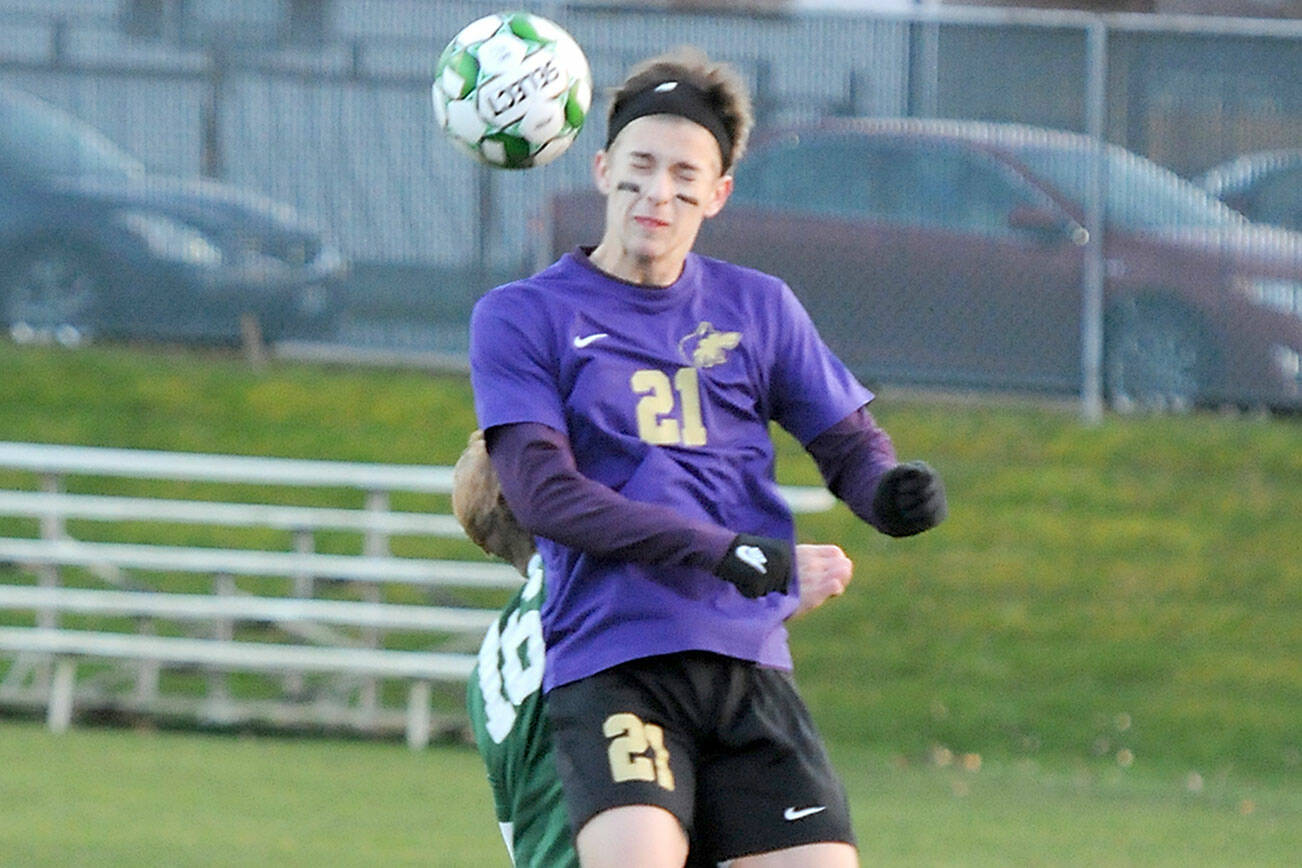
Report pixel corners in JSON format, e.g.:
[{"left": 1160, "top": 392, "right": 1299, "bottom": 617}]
[{"left": 606, "top": 79, "right": 733, "bottom": 170}]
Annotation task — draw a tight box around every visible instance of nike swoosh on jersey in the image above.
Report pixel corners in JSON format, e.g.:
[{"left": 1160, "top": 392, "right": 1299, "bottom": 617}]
[
  {"left": 783, "top": 805, "right": 827, "bottom": 821},
  {"left": 572, "top": 332, "right": 609, "bottom": 348}
]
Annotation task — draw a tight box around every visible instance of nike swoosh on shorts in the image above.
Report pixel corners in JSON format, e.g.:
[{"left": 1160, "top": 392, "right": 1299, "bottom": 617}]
[{"left": 783, "top": 805, "right": 827, "bottom": 821}]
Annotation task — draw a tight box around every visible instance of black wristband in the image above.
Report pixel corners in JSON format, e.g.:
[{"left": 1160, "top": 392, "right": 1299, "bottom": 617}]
[{"left": 713, "top": 533, "right": 793, "bottom": 598}]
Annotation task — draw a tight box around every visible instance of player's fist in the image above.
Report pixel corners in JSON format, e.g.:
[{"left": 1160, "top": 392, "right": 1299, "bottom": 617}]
[
  {"left": 792, "top": 544, "right": 852, "bottom": 618},
  {"left": 872, "top": 460, "right": 947, "bottom": 537},
  {"left": 714, "top": 533, "right": 792, "bottom": 598}
]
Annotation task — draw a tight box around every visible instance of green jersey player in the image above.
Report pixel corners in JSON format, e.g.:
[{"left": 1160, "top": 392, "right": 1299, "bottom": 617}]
[
  {"left": 454, "top": 431, "right": 854, "bottom": 867},
  {"left": 467, "top": 553, "right": 572, "bottom": 867}
]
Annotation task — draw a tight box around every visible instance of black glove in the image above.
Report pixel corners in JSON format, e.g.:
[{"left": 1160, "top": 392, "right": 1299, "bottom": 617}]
[
  {"left": 713, "top": 533, "right": 793, "bottom": 598},
  {"left": 872, "top": 460, "right": 947, "bottom": 537}
]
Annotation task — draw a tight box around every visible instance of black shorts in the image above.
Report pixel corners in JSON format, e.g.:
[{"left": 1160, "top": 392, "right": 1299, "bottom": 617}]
[{"left": 545, "top": 651, "right": 855, "bottom": 863}]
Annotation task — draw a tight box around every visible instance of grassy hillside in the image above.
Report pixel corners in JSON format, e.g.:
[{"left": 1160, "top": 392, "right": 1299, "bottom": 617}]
[
  {"left": 781, "top": 399, "right": 1301, "bottom": 779},
  {"left": 0, "top": 342, "right": 1298, "bottom": 779}
]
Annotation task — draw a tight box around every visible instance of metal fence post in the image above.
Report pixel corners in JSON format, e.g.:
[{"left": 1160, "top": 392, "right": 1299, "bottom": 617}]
[
  {"left": 1081, "top": 18, "right": 1108, "bottom": 426},
  {"left": 753, "top": 59, "right": 776, "bottom": 120},
  {"left": 406, "top": 680, "right": 432, "bottom": 750},
  {"left": 49, "top": 16, "right": 68, "bottom": 67},
  {"left": 133, "top": 614, "right": 160, "bottom": 708},
  {"left": 907, "top": 14, "right": 940, "bottom": 118},
  {"left": 36, "top": 473, "right": 63, "bottom": 630},
  {"left": 285, "top": 528, "right": 316, "bottom": 698},
  {"left": 360, "top": 489, "right": 391, "bottom": 727},
  {"left": 207, "top": 572, "right": 236, "bottom": 722},
  {"left": 201, "top": 47, "right": 227, "bottom": 180},
  {"left": 476, "top": 164, "right": 496, "bottom": 286},
  {"left": 47, "top": 657, "right": 76, "bottom": 734}
]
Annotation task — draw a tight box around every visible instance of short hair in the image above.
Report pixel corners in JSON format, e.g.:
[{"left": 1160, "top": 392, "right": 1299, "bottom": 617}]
[
  {"left": 606, "top": 46, "right": 753, "bottom": 172},
  {"left": 451, "top": 430, "right": 535, "bottom": 575}
]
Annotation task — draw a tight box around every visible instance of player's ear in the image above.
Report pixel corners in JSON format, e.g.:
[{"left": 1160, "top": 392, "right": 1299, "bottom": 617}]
[
  {"left": 703, "top": 173, "right": 733, "bottom": 219},
  {"left": 593, "top": 148, "right": 612, "bottom": 195}
]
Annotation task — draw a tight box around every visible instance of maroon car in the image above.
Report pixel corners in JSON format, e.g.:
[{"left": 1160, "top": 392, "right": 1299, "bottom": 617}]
[{"left": 551, "top": 118, "right": 1302, "bottom": 412}]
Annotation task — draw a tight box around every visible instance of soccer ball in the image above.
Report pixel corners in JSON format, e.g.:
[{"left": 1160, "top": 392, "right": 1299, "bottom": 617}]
[{"left": 432, "top": 12, "right": 592, "bottom": 170}]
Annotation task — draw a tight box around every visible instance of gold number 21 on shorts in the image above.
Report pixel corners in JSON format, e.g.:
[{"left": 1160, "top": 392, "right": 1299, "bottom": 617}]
[{"left": 603, "top": 712, "right": 675, "bottom": 791}]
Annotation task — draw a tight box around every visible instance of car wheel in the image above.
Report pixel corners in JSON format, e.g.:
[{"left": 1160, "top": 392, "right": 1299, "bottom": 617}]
[
  {"left": 0, "top": 244, "right": 102, "bottom": 346},
  {"left": 1104, "top": 297, "right": 1210, "bottom": 413}
]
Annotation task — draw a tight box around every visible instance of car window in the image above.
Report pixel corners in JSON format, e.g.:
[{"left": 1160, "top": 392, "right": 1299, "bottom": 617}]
[
  {"left": 733, "top": 136, "right": 877, "bottom": 217},
  {"left": 1009, "top": 142, "right": 1245, "bottom": 231},
  {"left": 0, "top": 90, "right": 145, "bottom": 181},
  {"left": 872, "top": 143, "right": 1042, "bottom": 234},
  {"left": 1249, "top": 165, "right": 1302, "bottom": 230},
  {"left": 734, "top": 135, "right": 1042, "bottom": 235}
]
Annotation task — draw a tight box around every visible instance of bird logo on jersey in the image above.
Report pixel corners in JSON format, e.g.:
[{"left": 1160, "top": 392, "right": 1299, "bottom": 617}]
[{"left": 678, "top": 321, "right": 741, "bottom": 369}]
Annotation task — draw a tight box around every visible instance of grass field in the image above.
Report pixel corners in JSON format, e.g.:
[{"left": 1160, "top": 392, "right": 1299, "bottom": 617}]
[
  {"left": 1, "top": 341, "right": 1299, "bottom": 864},
  {"left": 1, "top": 720, "right": 1298, "bottom": 866}
]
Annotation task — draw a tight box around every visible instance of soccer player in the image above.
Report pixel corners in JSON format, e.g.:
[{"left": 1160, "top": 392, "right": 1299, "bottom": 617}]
[
  {"left": 468, "top": 48, "right": 946, "bottom": 867},
  {"left": 455, "top": 430, "right": 854, "bottom": 868}
]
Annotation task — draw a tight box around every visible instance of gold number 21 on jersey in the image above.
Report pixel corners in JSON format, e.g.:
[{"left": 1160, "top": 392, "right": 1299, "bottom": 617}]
[{"left": 631, "top": 367, "right": 706, "bottom": 447}]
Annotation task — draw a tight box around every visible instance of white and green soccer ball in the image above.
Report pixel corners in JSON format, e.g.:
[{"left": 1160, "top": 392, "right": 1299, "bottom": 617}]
[{"left": 433, "top": 11, "right": 592, "bottom": 170}]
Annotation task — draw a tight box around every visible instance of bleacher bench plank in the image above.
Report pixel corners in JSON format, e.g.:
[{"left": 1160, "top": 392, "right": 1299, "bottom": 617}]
[
  {"left": 0, "top": 490, "right": 464, "bottom": 537},
  {"left": 0, "top": 441, "right": 456, "bottom": 492},
  {"left": 0, "top": 537, "right": 522, "bottom": 588},
  {"left": 0, "top": 627, "right": 476, "bottom": 680},
  {"left": 0, "top": 584, "right": 499, "bottom": 633}
]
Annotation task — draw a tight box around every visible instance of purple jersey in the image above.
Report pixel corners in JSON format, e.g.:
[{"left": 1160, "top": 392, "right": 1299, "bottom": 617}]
[{"left": 469, "top": 250, "right": 872, "bottom": 689}]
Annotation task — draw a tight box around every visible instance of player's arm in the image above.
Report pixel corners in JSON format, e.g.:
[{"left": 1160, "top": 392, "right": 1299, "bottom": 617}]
[
  {"left": 806, "top": 405, "right": 947, "bottom": 537},
  {"left": 486, "top": 422, "right": 791, "bottom": 597},
  {"left": 763, "top": 284, "right": 946, "bottom": 538}
]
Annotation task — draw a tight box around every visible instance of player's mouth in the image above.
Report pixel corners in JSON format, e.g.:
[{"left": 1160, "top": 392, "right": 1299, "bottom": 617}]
[{"left": 633, "top": 216, "right": 669, "bottom": 229}]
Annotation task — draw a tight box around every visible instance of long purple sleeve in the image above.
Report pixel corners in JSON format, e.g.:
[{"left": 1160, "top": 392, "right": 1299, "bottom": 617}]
[
  {"left": 805, "top": 405, "right": 899, "bottom": 532},
  {"left": 485, "top": 422, "right": 735, "bottom": 570}
]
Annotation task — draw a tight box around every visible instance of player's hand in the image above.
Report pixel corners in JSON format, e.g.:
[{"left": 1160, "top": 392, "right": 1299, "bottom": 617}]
[
  {"left": 792, "top": 544, "right": 852, "bottom": 618},
  {"left": 872, "top": 460, "right": 947, "bottom": 537},
  {"left": 714, "top": 533, "right": 793, "bottom": 598}
]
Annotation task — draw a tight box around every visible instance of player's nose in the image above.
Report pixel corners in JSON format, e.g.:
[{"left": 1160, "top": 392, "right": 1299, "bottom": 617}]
[{"left": 644, "top": 169, "right": 674, "bottom": 204}]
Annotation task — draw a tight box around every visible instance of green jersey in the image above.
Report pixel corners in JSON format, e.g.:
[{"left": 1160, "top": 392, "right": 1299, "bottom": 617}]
[{"left": 466, "top": 554, "right": 575, "bottom": 867}]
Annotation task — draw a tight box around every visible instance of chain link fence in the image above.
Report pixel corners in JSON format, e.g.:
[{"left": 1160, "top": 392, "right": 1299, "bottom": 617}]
[{"left": 1, "top": 2, "right": 1300, "bottom": 412}]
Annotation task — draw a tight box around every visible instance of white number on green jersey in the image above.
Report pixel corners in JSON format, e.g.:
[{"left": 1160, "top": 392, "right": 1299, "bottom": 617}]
[{"left": 476, "top": 556, "right": 546, "bottom": 744}]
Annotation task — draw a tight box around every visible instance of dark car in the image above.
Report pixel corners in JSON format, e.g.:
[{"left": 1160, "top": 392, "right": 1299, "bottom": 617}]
[
  {"left": 0, "top": 85, "right": 345, "bottom": 345},
  {"left": 552, "top": 118, "right": 1302, "bottom": 412},
  {"left": 1194, "top": 149, "right": 1302, "bottom": 233}
]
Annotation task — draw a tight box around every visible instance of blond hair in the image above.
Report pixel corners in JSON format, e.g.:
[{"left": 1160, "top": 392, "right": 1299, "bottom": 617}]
[{"left": 451, "top": 430, "right": 535, "bottom": 575}]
